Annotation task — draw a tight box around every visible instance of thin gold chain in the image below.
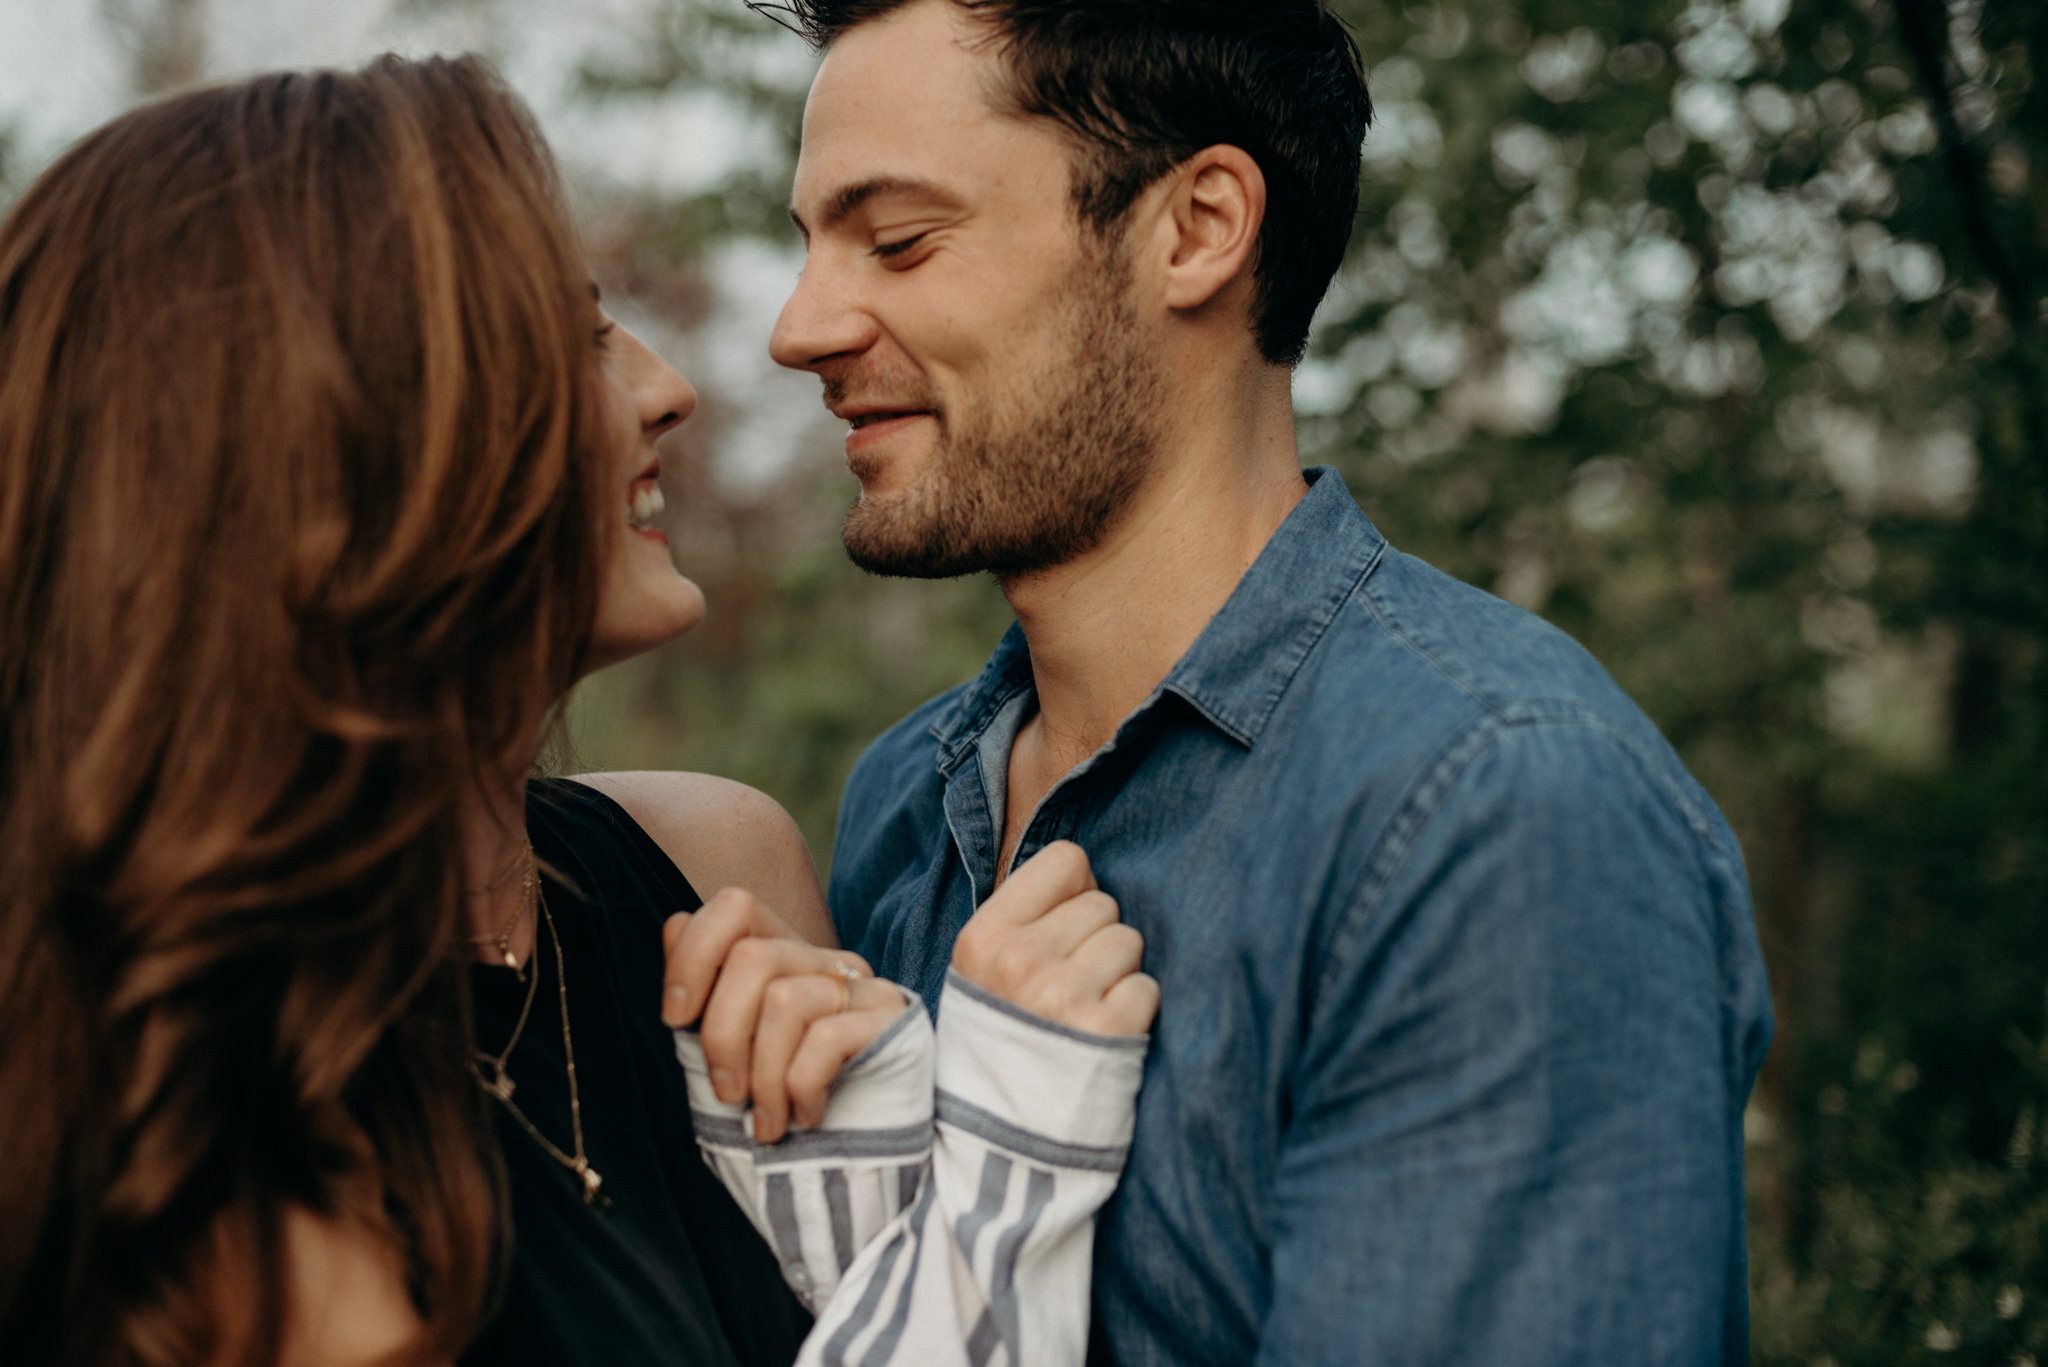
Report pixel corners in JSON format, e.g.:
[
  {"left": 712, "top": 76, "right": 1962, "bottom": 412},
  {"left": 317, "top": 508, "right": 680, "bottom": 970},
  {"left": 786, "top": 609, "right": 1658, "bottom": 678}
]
[
  {"left": 471, "top": 926, "right": 541, "bottom": 1106},
  {"left": 471, "top": 884, "right": 608, "bottom": 1209},
  {"left": 469, "top": 845, "right": 536, "bottom": 975}
]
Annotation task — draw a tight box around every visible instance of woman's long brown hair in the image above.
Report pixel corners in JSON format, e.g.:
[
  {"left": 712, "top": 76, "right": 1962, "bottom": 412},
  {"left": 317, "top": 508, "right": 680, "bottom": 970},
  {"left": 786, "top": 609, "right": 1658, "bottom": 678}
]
[{"left": 0, "top": 56, "right": 611, "bottom": 1364}]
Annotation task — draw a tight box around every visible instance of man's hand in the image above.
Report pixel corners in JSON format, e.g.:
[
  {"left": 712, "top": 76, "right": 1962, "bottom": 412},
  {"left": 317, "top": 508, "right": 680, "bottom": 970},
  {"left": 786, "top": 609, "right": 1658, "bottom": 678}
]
[
  {"left": 951, "top": 842, "right": 1158, "bottom": 1037},
  {"left": 663, "top": 888, "right": 906, "bottom": 1143}
]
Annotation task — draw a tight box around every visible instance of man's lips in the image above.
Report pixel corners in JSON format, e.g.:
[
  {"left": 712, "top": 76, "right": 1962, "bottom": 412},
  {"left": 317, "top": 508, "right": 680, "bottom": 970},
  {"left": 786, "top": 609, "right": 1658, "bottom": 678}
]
[{"left": 838, "top": 408, "right": 936, "bottom": 453}]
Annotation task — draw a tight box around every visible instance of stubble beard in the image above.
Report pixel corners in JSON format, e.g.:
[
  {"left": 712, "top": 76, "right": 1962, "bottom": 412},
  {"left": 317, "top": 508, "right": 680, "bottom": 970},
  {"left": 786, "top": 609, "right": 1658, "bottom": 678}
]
[{"left": 839, "top": 234, "right": 1163, "bottom": 581}]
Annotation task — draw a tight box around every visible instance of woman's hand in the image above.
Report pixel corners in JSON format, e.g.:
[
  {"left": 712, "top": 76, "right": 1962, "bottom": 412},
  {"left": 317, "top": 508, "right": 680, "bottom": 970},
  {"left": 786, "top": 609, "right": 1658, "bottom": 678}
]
[
  {"left": 663, "top": 888, "right": 905, "bottom": 1143},
  {"left": 951, "top": 842, "right": 1160, "bottom": 1037}
]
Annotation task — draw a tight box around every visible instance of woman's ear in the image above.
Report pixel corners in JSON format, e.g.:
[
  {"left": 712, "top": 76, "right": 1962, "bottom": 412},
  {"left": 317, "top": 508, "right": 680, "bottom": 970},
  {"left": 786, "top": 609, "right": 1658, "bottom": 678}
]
[{"left": 1158, "top": 145, "right": 1267, "bottom": 314}]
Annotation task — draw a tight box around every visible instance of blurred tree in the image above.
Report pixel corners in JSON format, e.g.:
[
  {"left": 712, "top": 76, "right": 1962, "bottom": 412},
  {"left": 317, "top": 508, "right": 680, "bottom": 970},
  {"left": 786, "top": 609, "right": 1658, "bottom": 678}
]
[
  {"left": 0, "top": 0, "right": 2030, "bottom": 1354},
  {"left": 515, "top": 0, "right": 2048, "bottom": 1358},
  {"left": 100, "top": 0, "right": 207, "bottom": 93},
  {"left": 0, "top": 0, "right": 2036, "bottom": 1356}
]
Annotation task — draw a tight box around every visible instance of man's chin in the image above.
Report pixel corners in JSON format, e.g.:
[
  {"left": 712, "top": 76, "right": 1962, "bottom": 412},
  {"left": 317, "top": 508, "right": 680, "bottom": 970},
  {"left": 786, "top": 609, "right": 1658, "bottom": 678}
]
[
  {"left": 842, "top": 505, "right": 1098, "bottom": 582},
  {"left": 842, "top": 504, "right": 982, "bottom": 580}
]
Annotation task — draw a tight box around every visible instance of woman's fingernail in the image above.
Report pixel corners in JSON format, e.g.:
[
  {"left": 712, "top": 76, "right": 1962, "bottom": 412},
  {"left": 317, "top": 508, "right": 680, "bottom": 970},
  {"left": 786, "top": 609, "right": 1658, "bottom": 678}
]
[
  {"left": 711, "top": 1067, "right": 736, "bottom": 1100},
  {"left": 664, "top": 985, "right": 690, "bottom": 1022}
]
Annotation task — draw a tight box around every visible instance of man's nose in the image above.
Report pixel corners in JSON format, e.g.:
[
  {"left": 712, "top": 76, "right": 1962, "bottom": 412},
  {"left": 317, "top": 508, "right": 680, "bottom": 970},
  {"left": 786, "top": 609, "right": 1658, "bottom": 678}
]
[{"left": 769, "top": 254, "right": 876, "bottom": 374}]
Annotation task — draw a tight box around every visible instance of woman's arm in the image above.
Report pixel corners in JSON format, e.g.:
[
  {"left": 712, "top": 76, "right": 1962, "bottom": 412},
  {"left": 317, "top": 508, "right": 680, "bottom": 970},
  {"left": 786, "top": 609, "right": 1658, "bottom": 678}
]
[
  {"left": 568, "top": 772, "right": 836, "bottom": 947},
  {"left": 671, "top": 842, "right": 1156, "bottom": 1367}
]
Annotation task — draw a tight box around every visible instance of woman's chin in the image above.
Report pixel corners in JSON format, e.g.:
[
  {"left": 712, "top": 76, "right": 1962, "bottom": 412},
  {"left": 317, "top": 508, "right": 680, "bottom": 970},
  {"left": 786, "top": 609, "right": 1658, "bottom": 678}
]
[{"left": 584, "top": 577, "right": 706, "bottom": 674}]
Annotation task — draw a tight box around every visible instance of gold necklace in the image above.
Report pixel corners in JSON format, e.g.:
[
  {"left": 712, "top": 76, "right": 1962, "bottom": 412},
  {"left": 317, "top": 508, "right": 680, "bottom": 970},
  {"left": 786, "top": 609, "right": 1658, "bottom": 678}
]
[
  {"left": 471, "top": 916, "right": 542, "bottom": 1105},
  {"left": 469, "top": 845, "right": 536, "bottom": 976},
  {"left": 471, "top": 885, "right": 607, "bottom": 1208}
]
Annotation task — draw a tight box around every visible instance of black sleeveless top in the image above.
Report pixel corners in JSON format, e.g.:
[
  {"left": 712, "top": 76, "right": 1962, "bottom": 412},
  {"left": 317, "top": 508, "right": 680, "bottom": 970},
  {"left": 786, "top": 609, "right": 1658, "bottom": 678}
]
[{"left": 461, "top": 779, "right": 811, "bottom": 1367}]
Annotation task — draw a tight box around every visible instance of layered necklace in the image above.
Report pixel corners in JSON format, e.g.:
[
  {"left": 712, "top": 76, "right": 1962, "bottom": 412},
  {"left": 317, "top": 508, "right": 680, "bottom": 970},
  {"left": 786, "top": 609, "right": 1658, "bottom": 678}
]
[
  {"left": 470, "top": 858, "right": 608, "bottom": 1209},
  {"left": 470, "top": 845, "right": 536, "bottom": 975}
]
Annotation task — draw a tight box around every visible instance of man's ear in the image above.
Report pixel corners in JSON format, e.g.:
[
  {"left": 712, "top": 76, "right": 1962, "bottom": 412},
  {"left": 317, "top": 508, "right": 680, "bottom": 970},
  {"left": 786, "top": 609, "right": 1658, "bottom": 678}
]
[{"left": 1157, "top": 145, "right": 1266, "bottom": 314}]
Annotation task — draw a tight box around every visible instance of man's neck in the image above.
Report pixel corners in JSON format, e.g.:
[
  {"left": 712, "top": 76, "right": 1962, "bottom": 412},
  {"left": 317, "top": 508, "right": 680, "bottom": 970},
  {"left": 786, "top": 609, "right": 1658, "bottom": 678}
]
[{"left": 998, "top": 364, "right": 1305, "bottom": 816}]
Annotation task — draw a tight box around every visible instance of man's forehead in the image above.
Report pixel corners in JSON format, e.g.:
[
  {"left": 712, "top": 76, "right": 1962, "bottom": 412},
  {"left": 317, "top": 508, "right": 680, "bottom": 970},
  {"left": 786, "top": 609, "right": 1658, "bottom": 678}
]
[{"left": 791, "top": 1, "right": 1011, "bottom": 201}]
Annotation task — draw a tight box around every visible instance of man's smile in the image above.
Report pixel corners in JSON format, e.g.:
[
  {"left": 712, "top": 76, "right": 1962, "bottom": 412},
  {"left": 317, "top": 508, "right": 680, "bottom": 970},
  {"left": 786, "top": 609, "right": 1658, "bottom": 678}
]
[{"left": 836, "top": 406, "right": 938, "bottom": 456}]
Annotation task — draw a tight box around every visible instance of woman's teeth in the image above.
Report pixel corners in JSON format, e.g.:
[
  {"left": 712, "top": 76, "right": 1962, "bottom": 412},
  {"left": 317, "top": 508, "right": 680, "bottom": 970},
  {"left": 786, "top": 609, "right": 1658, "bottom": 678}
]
[{"left": 629, "top": 484, "right": 665, "bottom": 529}]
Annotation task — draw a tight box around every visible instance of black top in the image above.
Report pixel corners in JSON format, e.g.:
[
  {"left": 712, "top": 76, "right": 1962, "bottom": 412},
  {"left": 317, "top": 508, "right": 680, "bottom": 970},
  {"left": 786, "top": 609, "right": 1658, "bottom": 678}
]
[{"left": 461, "top": 779, "right": 811, "bottom": 1367}]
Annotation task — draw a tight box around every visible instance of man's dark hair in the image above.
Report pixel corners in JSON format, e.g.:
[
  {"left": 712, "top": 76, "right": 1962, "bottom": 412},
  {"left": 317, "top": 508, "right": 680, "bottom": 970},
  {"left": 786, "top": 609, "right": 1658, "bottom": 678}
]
[{"left": 753, "top": 0, "right": 1372, "bottom": 365}]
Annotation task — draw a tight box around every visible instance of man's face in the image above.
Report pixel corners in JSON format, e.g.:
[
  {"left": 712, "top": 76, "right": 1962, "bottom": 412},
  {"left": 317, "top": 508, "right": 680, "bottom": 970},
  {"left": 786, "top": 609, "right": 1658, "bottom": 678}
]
[{"left": 770, "top": 0, "right": 1161, "bottom": 579}]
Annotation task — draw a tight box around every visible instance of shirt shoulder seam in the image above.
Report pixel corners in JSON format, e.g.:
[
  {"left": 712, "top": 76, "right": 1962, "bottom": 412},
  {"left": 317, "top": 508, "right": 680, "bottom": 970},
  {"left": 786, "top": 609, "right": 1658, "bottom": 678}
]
[
  {"left": 1311, "top": 706, "right": 1742, "bottom": 1011},
  {"left": 1353, "top": 561, "right": 1510, "bottom": 720}
]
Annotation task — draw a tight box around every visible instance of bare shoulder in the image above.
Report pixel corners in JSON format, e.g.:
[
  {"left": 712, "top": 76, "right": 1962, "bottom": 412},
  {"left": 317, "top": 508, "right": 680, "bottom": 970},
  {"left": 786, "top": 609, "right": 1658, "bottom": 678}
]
[{"left": 568, "top": 772, "right": 834, "bottom": 947}]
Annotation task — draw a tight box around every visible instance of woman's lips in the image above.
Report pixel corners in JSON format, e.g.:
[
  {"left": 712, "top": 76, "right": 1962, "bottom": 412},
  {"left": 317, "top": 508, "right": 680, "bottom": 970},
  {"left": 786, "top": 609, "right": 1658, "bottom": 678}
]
[{"left": 628, "top": 471, "right": 666, "bottom": 542}]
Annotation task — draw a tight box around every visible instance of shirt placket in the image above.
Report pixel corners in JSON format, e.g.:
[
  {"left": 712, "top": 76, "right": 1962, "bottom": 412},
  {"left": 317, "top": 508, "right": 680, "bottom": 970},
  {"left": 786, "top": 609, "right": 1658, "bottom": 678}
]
[{"left": 941, "top": 752, "right": 1001, "bottom": 910}]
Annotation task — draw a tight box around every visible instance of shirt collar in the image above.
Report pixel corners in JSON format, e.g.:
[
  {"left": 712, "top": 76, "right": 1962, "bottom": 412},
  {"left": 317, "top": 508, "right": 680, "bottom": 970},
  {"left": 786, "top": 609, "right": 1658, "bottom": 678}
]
[{"left": 930, "top": 467, "right": 1385, "bottom": 768}]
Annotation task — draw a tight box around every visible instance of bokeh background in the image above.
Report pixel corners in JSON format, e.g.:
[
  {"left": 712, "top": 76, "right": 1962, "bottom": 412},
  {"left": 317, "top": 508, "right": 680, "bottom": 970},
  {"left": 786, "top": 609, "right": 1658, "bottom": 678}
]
[{"left": 2, "top": 0, "right": 2042, "bottom": 1360}]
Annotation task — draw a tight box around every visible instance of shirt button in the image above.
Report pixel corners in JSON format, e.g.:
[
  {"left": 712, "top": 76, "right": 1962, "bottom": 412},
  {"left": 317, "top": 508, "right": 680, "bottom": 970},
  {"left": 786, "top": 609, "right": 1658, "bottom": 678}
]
[{"left": 789, "top": 1266, "right": 812, "bottom": 1294}]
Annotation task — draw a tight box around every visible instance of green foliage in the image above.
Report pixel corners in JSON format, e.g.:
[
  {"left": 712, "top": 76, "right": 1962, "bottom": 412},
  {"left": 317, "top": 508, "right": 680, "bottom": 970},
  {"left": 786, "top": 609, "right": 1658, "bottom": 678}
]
[
  {"left": 1753, "top": 1005, "right": 2048, "bottom": 1366},
  {"left": 562, "top": 1, "right": 2047, "bottom": 1358}
]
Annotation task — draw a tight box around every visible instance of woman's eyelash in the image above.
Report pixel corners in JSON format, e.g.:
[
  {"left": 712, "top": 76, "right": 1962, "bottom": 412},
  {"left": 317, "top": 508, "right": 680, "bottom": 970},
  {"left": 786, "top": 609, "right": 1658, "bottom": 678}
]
[
  {"left": 595, "top": 322, "right": 617, "bottom": 343},
  {"left": 872, "top": 234, "right": 929, "bottom": 260}
]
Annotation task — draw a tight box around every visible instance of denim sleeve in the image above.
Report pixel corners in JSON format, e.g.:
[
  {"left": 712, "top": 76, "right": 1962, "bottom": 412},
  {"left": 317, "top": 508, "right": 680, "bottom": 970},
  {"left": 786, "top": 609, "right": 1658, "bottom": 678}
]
[{"left": 1259, "top": 714, "right": 1762, "bottom": 1366}]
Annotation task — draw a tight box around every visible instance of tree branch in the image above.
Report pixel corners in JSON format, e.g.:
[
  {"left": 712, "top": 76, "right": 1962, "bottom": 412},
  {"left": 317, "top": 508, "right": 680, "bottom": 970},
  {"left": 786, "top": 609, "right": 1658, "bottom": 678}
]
[{"left": 1891, "top": 0, "right": 2047, "bottom": 485}]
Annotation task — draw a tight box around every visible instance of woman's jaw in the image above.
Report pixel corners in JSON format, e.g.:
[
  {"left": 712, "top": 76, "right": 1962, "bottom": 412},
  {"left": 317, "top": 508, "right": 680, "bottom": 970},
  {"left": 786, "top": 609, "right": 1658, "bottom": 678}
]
[{"left": 585, "top": 321, "right": 707, "bottom": 673}]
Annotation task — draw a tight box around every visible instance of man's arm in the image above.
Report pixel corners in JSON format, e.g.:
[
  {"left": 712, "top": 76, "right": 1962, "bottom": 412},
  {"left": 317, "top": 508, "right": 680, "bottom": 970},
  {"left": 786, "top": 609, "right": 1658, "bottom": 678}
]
[{"left": 1257, "top": 717, "right": 1767, "bottom": 1366}]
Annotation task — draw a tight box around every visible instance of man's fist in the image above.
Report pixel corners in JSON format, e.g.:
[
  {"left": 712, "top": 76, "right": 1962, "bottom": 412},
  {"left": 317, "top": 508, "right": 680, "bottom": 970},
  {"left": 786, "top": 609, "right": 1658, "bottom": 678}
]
[{"left": 950, "top": 842, "right": 1159, "bottom": 1037}]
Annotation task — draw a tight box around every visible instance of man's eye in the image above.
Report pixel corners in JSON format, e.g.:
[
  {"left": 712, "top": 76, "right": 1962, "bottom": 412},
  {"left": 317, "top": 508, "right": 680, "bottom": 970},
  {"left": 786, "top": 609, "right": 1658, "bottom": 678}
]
[{"left": 872, "top": 233, "right": 929, "bottom": 261}]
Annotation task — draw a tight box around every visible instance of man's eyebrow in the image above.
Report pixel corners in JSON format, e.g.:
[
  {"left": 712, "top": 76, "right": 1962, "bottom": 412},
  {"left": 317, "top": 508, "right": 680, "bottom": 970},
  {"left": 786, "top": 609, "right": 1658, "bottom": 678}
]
[{"left": 788, "top": 176, "right": 957, "bottom": 238}]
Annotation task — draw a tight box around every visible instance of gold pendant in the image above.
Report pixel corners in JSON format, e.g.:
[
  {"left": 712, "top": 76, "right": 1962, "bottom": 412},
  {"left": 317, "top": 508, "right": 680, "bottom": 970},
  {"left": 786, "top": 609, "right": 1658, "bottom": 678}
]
[{"left": 578, "top": 1164, "right": 607, "bottom": 1207}]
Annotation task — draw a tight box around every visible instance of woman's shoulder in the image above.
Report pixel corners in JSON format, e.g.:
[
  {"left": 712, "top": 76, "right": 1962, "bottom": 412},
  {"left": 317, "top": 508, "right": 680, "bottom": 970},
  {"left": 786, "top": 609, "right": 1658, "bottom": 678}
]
[{"left": 558, "top": 772, "right": 834, "bottom": 948}]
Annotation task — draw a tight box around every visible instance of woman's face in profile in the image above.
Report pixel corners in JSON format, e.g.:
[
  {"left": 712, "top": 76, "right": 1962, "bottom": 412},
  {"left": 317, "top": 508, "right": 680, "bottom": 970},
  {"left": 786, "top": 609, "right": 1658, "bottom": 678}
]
[{"left": 585, "top": 312, "right": 707, "bottom": 671}]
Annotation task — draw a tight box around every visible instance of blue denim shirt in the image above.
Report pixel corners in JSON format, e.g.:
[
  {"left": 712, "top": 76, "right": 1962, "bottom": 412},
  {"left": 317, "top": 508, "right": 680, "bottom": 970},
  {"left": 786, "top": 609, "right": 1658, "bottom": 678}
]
[{"left": 829, "top": 468, "right": 1773, "bottom": 1366}]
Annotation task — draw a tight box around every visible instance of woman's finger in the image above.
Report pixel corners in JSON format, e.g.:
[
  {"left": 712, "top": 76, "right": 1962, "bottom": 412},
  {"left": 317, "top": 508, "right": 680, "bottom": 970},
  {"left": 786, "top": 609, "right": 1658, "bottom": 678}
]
[
  {"left": 1016, "top": 889, "right": 1123, "bottom": 962},
  {"left": 748, "top": 973, "right": 848, "bottom": 1143},
  {"left": 785, "top": 991, "right": 912, "bottom": 1133},
  {"left": 973, "top": 841, "right": 1096, "bottom": 929},
  {"left": 663, "top": 888, "right": 785, "bottom": 1027},
  {"left": 1096, "top": 970, "right": 1161, "bottom": 1037},
  {"left": 663, "top": 910, "right": 693, "bottom": 958},
  {"left": 700, "top": 942, "right": 871, "bottom": 1106},
  {"left": 1064, "top": 920, "right": 1147, "bottom": 998},
  {"left": 700, "top": 937, "right": 849, "bottom": 1101}
]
